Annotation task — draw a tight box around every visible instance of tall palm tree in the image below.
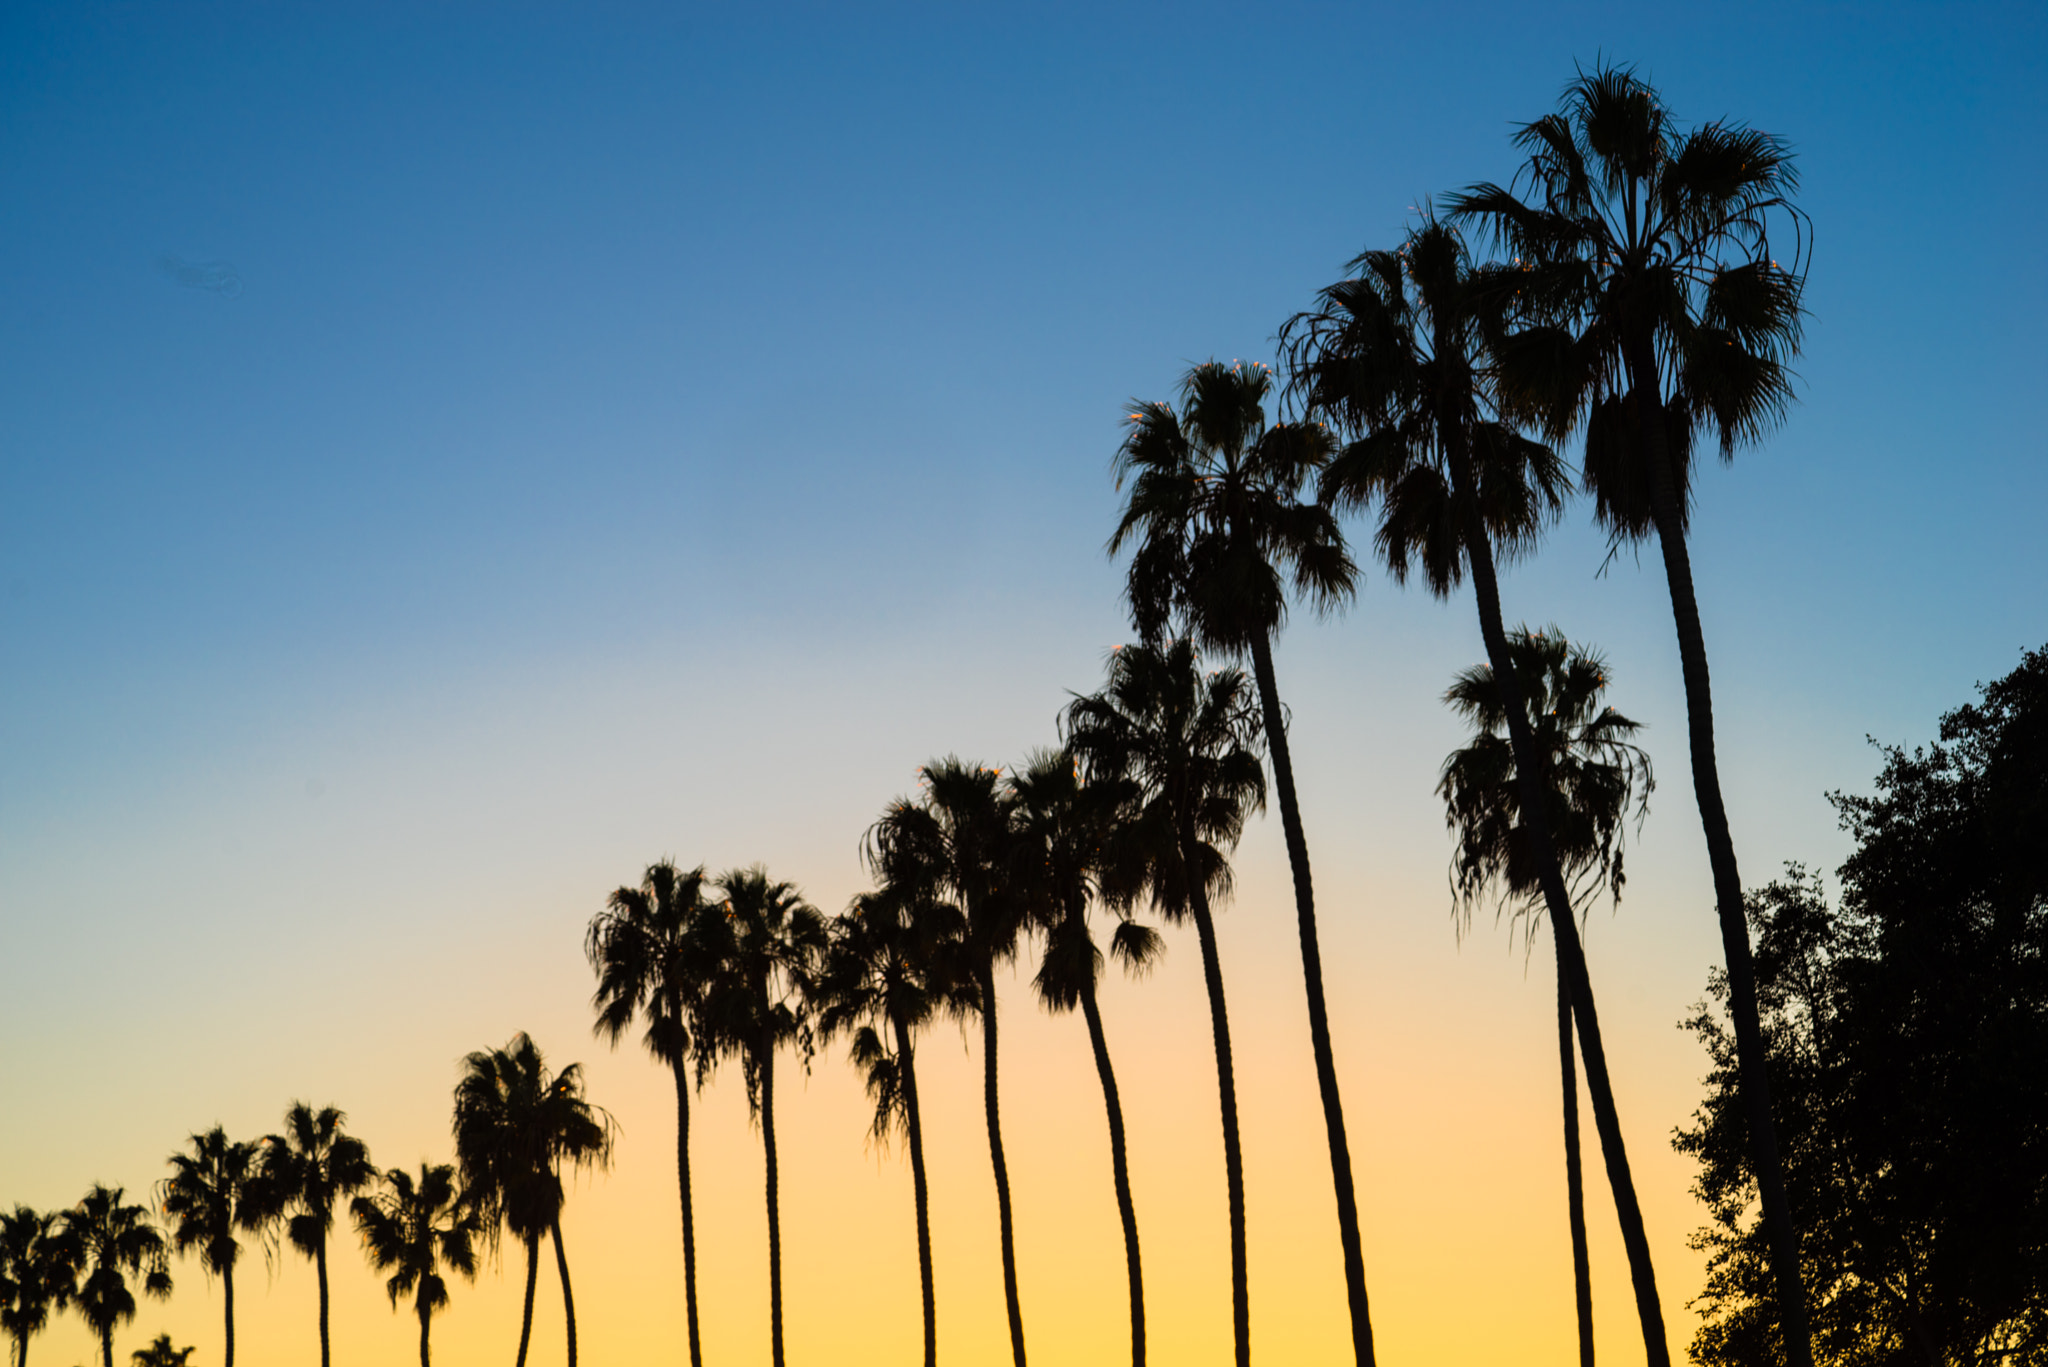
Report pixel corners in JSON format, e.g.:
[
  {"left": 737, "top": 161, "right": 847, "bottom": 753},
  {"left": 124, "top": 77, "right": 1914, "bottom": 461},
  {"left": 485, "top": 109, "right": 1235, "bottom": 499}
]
[
  {"left": 1, "top": 1205, "right": 82, "bottom": 1367},
  {"left": 260, "top": 1102, "right": 374, "bottom": 1367},
  {"left": 1007, "top": 748, "right": 1160, "bottom": 1367},
  {"left": 350, "top": 1162, "right": 481, "bottom": 1367},
  {"left": 703, "top": 867, "right": 828, "bottom": 1367},
  {"left": 1109, "top": 360, "right": 1376, "bottom": 1365},
  {"left": 1284, "top": 217, "right": 1670, "bottom": 1365},
  {"left": 1450, "top": 66, "right": 1816, "bottom": 1361},
  {"left": 69, "top": 1186, "right": 170, "bottom": 1367},
  {"left": 1438, "top": 629, "right": 1654, "bottom": 1367},
  {"left": 812, "top": 879, "right": 965, "bottom": 1367},
  {"left": 451, "top": 1033, "right": 614, "bottom": 1367},
  {"left": 585, "top": 860, "right": 717, "bottom": 1367},
  {"left": 1062, "top": 639, "right": 1266, "bottom": 1367},
  {"left": 159, "top": 1127, "right": 273, "bottom": 1367},
  {"left": 866, "top": 759, "right": 1033, "bottom": 1367},
  {"left": 126, "top": 1334, "right": 194, "bottom": 1367}
]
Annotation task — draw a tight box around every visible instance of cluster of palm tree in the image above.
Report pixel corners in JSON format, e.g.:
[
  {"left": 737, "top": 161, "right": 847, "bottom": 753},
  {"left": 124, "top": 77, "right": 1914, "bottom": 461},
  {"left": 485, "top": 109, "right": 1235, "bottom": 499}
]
[{"left": 4, "top": 61, "right": 1820, "bottom": 1367}]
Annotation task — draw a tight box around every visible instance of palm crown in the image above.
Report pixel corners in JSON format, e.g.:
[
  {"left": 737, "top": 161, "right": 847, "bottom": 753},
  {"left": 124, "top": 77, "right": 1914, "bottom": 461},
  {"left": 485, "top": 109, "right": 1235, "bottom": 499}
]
[
  {"left": 586, "top": 861, "right": 716, "bottom": 1081},
  {"left": 1, "top": 1204, "right": 82, "bottom": 1361},
  {"left": 451, "top": 1034, "right": 612, "bottom": 1252},
  {"left": 69, "top": 1185, "right": 171, "bottom": 1367}
]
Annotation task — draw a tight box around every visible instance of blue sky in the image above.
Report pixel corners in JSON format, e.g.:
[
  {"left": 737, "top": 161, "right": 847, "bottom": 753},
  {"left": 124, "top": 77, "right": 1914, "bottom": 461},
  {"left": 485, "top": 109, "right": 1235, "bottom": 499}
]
[{"left": 2, "top": 3, "right": 2044, "bottom": 1363}]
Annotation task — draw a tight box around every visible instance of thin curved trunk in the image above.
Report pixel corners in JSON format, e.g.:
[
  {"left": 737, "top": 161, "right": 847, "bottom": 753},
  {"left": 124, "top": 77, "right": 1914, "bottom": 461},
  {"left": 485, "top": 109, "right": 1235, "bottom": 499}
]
[
  {"left": 223, "top": 1260, "right": 236, "bottom": 1367},
  {"left": 1182, "top": 829, "right": 1250, "bottom": 1367},
  {"left": 551, "top": 1216, "right": 578, "bottom": 1367},
  {"left": 672, "top": 1061, "right": 704, "bottom": 1367},
  {"left": 980, "top": 969, "right": 1028, "bottom": 1367},
  {"left": 99, "top": 1326, "right": 112, "bottom": 1367},
  {"left": 1561, "top": 958, "right": 1594, "bottom": 1367},
  {"left": 1245, "top": 633, "right": 1375, "bottom": 1367},
  {"left": 418, "top": 1298, "right": 433, "bottom": 1367},
  {"left": 762, "top": 1046, "right": 786, "bottom": 1367},
  {"left": 1447, "top": 436, "right": 1668, "bottom": 1366},
  {"left": 1628, "top": 339, "right": 1814, "bottom": 1367},
  {"left": 1079, "top": 971, "right": 1145, "bottom": 1367},
  {"left": 316, "top": 1234, "right": 332, "bottom": 1367},
  {"left": 513, "top": 1234, "right": 539, "bottom": 1367},
  {"left": 893, "top": 1016, "right": 937, "bottom": 1367}
]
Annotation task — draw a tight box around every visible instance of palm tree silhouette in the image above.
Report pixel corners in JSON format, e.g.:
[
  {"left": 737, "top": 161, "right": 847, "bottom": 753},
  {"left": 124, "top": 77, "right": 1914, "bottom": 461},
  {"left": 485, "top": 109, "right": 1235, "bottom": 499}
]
[
  {"left": 451, "top": 1033, "right": 613, "bottom": 1367},
  {"left": 125, "top": 1334, "right": 194, "bottom": 1367},
  {"left": 866, "top": 759, "right": 1033, "bottom": 1367},
  {"left": 1063, "top": 638, "right": 1266, "bottom": 1367},
  {"left": 1450, "top": 66, "right": 1815, "bottom": 1361},
  {"left": 69, "top": 1186, "right": 170, "bottom": 1367},
  {"left": 259, "top": 1103, "right": 374, "bottom": 1367},
  {"left": 2, "top": 1205, "right": 82, "bottom": 1367},
  {"left": 585, "top": 860, "right": 717, "bottom": 1367},
  {"left": 813, "top": 879, "right": 965, "bottom": 1367},
  {"left": 1284, "top": 217, "right": 1670, "bottom": 1364},
  {"left": 159, "top": 1128, "right": 272, "bottom": 1367},
  {"left": 1438, "top": 629, "right": 1654, "bottom": 1367},
  {"left": 1008, "top": 748, "right": 1160, "bottom": 1367},
  {"left": 702, "top": 867, "right": 827, "bottom": 1367},
  {"left": 1109, "top": 360, "right": 1376, "bottom": 1365},
  {"left": 350, "top": 1162, "right": 481, "bottom": 1367}
]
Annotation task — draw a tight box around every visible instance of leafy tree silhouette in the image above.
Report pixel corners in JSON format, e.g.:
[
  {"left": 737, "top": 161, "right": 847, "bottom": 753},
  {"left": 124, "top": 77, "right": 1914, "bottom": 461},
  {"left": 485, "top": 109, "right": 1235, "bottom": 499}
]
[
  {"left": 125, "top": 1333, "right": 194, "bottom": 1367},
  {"left": 69, "top": 1186, "right": 170, "bottom": 1367},
  {"left": 2, "top": 1204, "right": 82, "bottom": 1367},
  {"left": 159, "top": 1129, "right": 271, "bottom": 1367},
  {"left": 350, "top": 1162, "right": 480, "bottom": 1367},
  {"left": 259, "top": 1103, "right": 373, "bottom": 1367}
]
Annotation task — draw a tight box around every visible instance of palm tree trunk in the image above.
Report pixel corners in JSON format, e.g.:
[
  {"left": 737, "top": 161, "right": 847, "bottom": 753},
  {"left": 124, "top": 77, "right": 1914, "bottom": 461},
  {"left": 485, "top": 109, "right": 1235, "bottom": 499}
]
[
  {"left": 893, "top": 1017, "right": 937, "bottom": 1367},
  {"left": 1560, "top": 960, "right": 1594, "bottom": 1367},
  {"left": 1245, "top": 633, "right": 1375, "bottom": 1367},
  {"left": 1447, "top": 444, "right": 1669, "bottom": 1367},
  {"left": 1181, "top": 829, "right": 1250, "bottom": 1367},
  {"left": 99, "top": 1327, "right": 112, "bottom": 1367},
  {"left": 979, "top": 969, "right": 1028, "bottom": 1367},
  {"left": 1628, "top": 341, "right": 1815, "bottom": 1367},
  {"left": 514, "top": 1234, "right": 539, "bottom": 1367},
  {"left": 418, "top": 1299, "right": 433, "bottom": 1367},
  {"left": 671, "top": 1061, "right": 705, "bottom": 1367},
  {"left": 317, "top": 1235, "right": 332, "bottom": 1367},
  {"left": 223, "top": 1260, "right": 236, "bottom": 1367},
  {"left": 762, "top": 1047, "right": 786, "bottom": 1367},
  {"left": 1079, "top": 973, "right": 1145, "bottom": 1367},
  {"left": 551, "top": 1216, "right": 578, "bottom": 1367}
]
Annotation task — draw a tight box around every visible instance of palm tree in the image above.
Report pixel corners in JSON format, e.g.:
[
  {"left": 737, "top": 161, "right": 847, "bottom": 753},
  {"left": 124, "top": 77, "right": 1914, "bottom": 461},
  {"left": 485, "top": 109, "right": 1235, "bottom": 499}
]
[
  {"left": 585, "top": 860, "right": 717, "bottom": 1367},
  {"left": 812, "top": 879, "right": 965, "bottom": 1367},
  {"left": 702, "top": 867, "right": 828, "bottom": 1367},
  {"left": 451, "top": 1033, "right": 613, "bottom": 1367},
  {"left": 259, "top": 1103, "right": 374, "bottom": 1367},
  {"left": 1438, "top": 629, "right": 1654, "bottom": 1367},
  {"left": 1450, "top": 66, "right": 1815, "bottom": 1362},
  {"left": 1284, "top": 217, "right": 1671, "bottom": 1365},
  {"left": 1, "top": 1205, "right": 82, "bottom": 1367},
  {"left": 350, "top": 1162, "right": 481, "bottom": 1367},
  {"left": 1007, "top": 748, "right": 1160, "bottom": 1367},
  {"left": 126, "top": 1335, "right": 194, "bottom": 1367},
  {"left": 69, "top": 1186, "right": 170, "bottom": 1367},
  {"left": 1109, "top": 360, "right": 1375, "bottom": 1364},
  {"left": 1062, "top": 638, "right": 1266, "bottom": 1367},
  {"left": 866, "top": 759, "right": 1033, "bottom": 1367},
  {"left": 159, "top": 1128, "right": 273, "bottom": 1367}
]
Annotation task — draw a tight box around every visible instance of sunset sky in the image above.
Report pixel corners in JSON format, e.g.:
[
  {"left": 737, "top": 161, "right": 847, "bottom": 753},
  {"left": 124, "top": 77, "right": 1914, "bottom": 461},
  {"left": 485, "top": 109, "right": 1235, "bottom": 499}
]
[{"left": 3, "top": 2, "right": 2043, "bottom": 1364}]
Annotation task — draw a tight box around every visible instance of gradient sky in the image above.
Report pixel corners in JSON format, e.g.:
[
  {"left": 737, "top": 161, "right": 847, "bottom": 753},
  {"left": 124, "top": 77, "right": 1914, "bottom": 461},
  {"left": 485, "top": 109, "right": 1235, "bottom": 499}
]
[{"left": 3, "top": 3, "right": 2043, "bottom": 1365}]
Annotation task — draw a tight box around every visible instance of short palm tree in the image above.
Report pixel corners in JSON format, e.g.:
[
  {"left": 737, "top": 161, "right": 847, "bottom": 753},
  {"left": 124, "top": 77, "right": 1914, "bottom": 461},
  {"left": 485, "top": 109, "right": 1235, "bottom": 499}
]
[
  {"left": 703, "top": 867, "right": 828, "bottom": 1367},
  {"left": 350, "top": 1162, "right": 481, "bottom": 1367},
  {"left": 866, "top": 759, "right": 1033, "bottom": 1367},
  {"left": 1, "top": 1205, "right": 82, "bottom": 1367},
  {"left": 259, "top": 1103, "right": 374, "bottom": 1367},
  {"left": 451, "top": 1033, "right": 613, "bottom": 1367},
  {"left": 1008, "top": 748, "right": 1160, "bottom": 1367},
  {"left": 1283, "top": 217, "right": 1671, "bottom": 1364},
  {"left": 1110, "top": 359, "right": 1376, "bottom": 1365},
  {"left": 813, "top": 879, "right": 965, "bottom": 1367},
  {"left": 69, "top": 1186, "right": 171, "bottom": 1367},
  {"left": 126, "top": 1334, "right": 194, "bottom": 1367},
  {"left": 1450, "top": 66, "right": 1815, "bottom": 1361},
  {"left": 1062, "top": 638, "right": 1265, "bottom": 1367},
  {"left": 585, "top": 860, "right": 717, "bottom": 1367},
  {"left": 1439, "top": 629, "right": 1653, "bottom": 1367},
  {"left": 159, "top": 1128, "right": 273, "bottom": 1367}
]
